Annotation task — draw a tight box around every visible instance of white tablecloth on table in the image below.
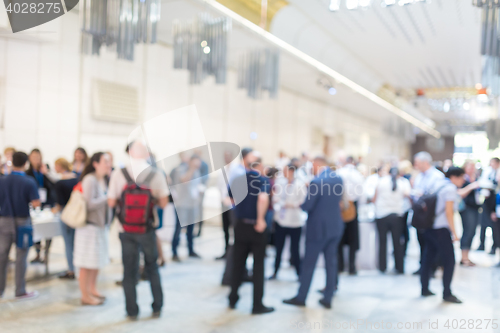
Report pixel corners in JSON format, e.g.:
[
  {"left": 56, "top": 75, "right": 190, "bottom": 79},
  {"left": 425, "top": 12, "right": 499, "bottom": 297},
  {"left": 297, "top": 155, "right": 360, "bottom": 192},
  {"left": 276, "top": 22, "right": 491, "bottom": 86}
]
[{"left": 31, "top": 210, "right": 62, "bottom": 242}]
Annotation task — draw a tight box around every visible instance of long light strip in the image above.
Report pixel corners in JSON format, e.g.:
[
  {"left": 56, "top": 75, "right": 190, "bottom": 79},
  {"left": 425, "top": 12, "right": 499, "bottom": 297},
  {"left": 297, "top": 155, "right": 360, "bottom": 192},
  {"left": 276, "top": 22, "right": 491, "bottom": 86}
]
[{"left": 199, "top": 0, "right": 441, "bottom": 138}]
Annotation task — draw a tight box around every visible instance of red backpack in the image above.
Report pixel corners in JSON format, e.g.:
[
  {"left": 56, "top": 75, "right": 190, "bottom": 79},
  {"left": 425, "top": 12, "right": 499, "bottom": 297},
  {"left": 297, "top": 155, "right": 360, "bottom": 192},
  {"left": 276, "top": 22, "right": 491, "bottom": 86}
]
[{"left": 119, "top": 168, "right": 156, "bottom": 234}]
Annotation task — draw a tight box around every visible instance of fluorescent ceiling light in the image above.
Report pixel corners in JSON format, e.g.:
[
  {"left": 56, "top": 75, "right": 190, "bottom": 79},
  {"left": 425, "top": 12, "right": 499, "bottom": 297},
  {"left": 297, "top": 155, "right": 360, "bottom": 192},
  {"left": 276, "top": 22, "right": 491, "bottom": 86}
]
[
  {"left": 199, "top": 0, "right": 441, "bottom": 138},
  {"left": 359, "top": 0, "right": 372, "bottom": 7},
  {"left": 346, "top": 0, "right": 359, "bottom": 10},
  {"left": 329, "top": 0, "right": 340, "bottom": 11}
]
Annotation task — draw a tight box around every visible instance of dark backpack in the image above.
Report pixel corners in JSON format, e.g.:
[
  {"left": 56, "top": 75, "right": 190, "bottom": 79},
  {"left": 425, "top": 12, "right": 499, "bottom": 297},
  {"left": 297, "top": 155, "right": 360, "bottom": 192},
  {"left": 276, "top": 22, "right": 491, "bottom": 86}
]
[
  {"left": 411, "top": 185, "right": 446, "bottom": 230},
  {"left": 118, "top": 168, "right": 156, "bottom": 234}
]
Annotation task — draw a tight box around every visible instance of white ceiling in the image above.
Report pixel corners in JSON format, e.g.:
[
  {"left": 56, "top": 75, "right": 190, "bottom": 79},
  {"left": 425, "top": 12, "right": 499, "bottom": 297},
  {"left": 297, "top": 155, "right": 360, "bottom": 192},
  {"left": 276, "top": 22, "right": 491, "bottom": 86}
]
[
  {"left": 157, "top": 0, "right": 486, "bottom": 136},
  {"left": 271, "top": 0, "right": 483, "bottom": 91}
]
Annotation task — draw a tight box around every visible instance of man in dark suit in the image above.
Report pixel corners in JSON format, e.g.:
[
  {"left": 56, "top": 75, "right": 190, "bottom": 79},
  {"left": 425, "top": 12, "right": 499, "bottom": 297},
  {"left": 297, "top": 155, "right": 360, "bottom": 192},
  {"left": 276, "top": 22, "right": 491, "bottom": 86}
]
[{"left": 283, "top": 156, "right": 344, "bottom": 309}]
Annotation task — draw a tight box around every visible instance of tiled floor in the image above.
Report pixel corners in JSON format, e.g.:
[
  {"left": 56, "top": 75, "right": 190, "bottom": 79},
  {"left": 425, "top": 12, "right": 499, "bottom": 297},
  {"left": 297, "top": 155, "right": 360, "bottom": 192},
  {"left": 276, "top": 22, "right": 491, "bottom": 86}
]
[{"left": 1, "top": 220, "right": 499, "bottom": 333}]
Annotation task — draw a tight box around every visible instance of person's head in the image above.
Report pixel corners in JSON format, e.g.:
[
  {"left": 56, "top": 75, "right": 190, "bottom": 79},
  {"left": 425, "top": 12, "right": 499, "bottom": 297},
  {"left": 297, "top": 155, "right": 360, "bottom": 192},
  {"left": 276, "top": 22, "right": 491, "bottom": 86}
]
[
  {"left": 446, "top": 166, "right": 465, "bottom": 187},
  {"left": 28, "top": 149, "right": 42, "bottom": 170},
  {"left": 12, "top": 151, "right": 28, "bottom": 169},
  {"left": 241, "top": 147, "right": 253, "bottom": 165},
  {"left": 224, "top": 150, "right": 234, "bottom": 164},
  {"left": 279, "top": 151, "right": 286, "bottom": 159},
  {"left": 189, "top": 154, "right": 202, "bottom": 169},
  {"left": 398, "top": 160, "right": 413, "bottom": 176},
  {"left": 414, "top": 151, "right": 433, "bottom": 172},
  {"left": 290, "top": 157, "right": 301, "bottom": 168},
  {"left": 462, "top": 160, "right": 476, "bottom": 176},
  {"left": 4, "top": 147, "right": 15, "bottom": 161},
  {"left": 336, "top": 150, "right": 347, "bottom": 166},
  {"left": 54, "top": 158, "right": 72, "bottom": 174},
  {"left": 128, "top": 141, "right": 149, "bottom": 160},
  {"left": 73, "top": 147, "right": 88, "bottom": 164},
  {"left": 284, "top": 164, "right": 296, "bottom": 182},
  {"left": 80, "top": 152, "right": 111, "bottom": 180},
  {"left": 266, "top": 167, "right": 279, "bottom": 180},
  {"left": 389, "top": 167, "right": 399, "bottom": 191},
  {"left": 106, "top": 151, "right": 114, "bottom": 167},
  {"left": 346, "top": 156, "right": 355, "bottom": 165},
  {"left": 249, "top": 156, "right": 264, "bottom": 174},
  {"left": 490, "top": 157, "right": 500, "bottom": 169},
  {"left": 312, "top": 156, "right": 328, "bottom": 175}
]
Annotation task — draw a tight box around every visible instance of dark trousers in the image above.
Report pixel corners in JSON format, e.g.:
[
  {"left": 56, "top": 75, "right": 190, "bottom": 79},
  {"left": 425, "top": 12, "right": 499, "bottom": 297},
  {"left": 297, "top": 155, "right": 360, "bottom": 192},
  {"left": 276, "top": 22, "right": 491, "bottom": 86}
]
[
  {"left": 401, "top": 211, "right": 410, "bottom": 256},
  {"left": 479, "top": 208, "right": 498, "bottom": 250},
  {"left": 171, "top": 213, "right": 194, "bottom": 256},
  {"left": 222, "top": 209, "right": 231, "bottom": 253},
  {"left": 119, "top": 231, "right": 163, "bottom": 317},
  {"left": 338, "top": 205, "right": 359, "bottom": 274},
  {"left": 338, "top": 218, "right": 358, "bottom": 274},
  {"left": 297, "top": 234, "right": 341, "bottom": 304},
  {"left": 274, "top": 223, "right": 301, "bottom": 276},
  {"left": 421, "top": 228, "right": 455, "bottom": 298},
  {"left": 376, "top": 214, "right": 404, "bottom": 273},
  {"left": 229, "top": 222, "right": 267, "bottom": 309}
]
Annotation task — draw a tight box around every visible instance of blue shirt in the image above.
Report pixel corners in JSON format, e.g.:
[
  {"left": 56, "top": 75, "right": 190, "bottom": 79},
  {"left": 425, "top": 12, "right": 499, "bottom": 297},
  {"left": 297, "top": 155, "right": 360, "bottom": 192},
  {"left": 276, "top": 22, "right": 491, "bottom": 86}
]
[
  {"left": 231, "top": 170, "right": 271, "bottom": 220},
  {"left": 412, "top": 167, "right": 444, "bottom": 199},
  {"left": 0, "top": 172, "right": 39, "bottom": 217}
]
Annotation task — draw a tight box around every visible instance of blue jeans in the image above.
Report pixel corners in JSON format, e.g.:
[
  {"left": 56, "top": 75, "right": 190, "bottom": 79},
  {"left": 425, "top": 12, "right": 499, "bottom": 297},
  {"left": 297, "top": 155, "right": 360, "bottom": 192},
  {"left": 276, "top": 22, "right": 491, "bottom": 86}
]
[
  {"left": 60, "top": 221, "right": 75, "bottom": 272},
  {"left": 459, "top": 206, "right": 479, "bottom": 250},
  {"left": 171, "top": 212, "right": 194, "bottom": 256},
  {"left": 119, "top": 231, "right": 163, "bottom": 316}
]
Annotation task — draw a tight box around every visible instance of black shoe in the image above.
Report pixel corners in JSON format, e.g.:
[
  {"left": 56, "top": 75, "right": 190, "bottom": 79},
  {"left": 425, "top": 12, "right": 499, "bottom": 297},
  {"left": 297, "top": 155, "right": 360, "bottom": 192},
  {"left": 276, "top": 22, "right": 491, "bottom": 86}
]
[
  {"left": 349, "top": 270, "right": 357, "bottom": 276},
  {"left": 268, "top": 273, "right": 277, "bottom": 280},
  {"left": 30, "top": 257, "right": 43, "bottom": 264},
  {"left": 319, "top": 298, "right": 331, "bottom": 309},
  {"left": 477, "top": 244, "right": 485, "bottom": 251},
  {"left": 172, "top": 255, "right": 181, "bottom": 262},
  {"left": 58, "top": 271, "right": 75, "bottom": 280},
  {"left": 443, "top": 295, "right": 462, "bottom": 304},
  {"left": 252, "top": 306, "right": 275, "bottom": 315},
  {"left": 283, "top": 297, "right": 306, "bottom": 307},
  {"left": 216, "top": 253, "right": 227, "bottom": 260},
  {"left": 189, "top": 252, "right": 201, "bottom": 259},
  {"left": 413, "top": 269, "right": 421, "bottom": 275},
  {"left": 422, "top": 290, "right": 435, "bottom": 297},
  {"left": 489, "top": 248, "right": 497, "bottom": 255},
  {"left": 317, "top": 288, "right": 325, "bottom": 294},
  {"left": 228, "top": 295, "right": 239, "bottom": 309},
  {"left": 152, "top": 311, "right": 161, "bottom": 318}
]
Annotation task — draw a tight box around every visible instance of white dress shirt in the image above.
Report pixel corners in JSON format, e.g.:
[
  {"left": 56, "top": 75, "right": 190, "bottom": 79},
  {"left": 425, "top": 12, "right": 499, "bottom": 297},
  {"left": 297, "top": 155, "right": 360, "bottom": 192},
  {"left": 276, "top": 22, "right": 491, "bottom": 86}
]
[
  {"left": 273, "top": 179, "right": 307, "bottom": 228},
  {"left": 338, "top": 164, "right": 365, "bottom": 202},
  {"left": 374, "top": 176, "right": 411, "bottom": 219}
]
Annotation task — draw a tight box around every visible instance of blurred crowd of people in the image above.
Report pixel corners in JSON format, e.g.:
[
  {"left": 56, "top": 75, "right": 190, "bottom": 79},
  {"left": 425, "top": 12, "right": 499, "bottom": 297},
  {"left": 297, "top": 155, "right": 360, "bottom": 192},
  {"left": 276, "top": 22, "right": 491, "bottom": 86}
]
[{"left": 0, "top": 144, "right": 498, "bottom": 318}]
